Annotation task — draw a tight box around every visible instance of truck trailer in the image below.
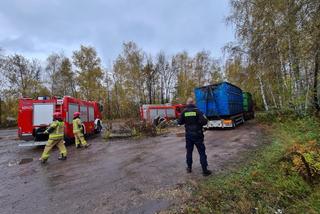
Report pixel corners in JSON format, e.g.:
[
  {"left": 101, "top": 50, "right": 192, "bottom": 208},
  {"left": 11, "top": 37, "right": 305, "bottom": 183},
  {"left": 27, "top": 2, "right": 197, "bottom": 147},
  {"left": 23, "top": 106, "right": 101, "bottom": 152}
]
[
  {"left": 18, "top": 96, "right": 103, "bottom": 146},
  {"left": 194, "top": 82, "right": 244, "bottom": 128},
  {"left": 243, "top": 92, "right": 255, "bottom": 120}
]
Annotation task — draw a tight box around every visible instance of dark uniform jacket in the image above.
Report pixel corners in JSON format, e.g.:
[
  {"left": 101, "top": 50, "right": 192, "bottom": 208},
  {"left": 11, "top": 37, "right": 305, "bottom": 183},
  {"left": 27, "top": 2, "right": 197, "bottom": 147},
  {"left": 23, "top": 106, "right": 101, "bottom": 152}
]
[{"left": 178, "top": 104, "right": 208, "bottom": 139}]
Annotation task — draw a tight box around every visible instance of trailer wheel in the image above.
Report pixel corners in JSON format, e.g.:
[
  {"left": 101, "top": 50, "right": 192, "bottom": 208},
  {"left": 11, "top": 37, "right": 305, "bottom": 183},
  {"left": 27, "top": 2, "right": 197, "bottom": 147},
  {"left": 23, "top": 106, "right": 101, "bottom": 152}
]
[{"left": 232, "top": 120, "right": 236, "bottom": 128}]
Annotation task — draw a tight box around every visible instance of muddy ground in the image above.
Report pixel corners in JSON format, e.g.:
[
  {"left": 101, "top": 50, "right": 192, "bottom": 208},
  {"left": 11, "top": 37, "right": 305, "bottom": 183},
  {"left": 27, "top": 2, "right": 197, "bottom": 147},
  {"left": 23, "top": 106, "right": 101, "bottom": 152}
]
[{"left": 0, "top": 121, "right": 266, "bottom": 214}]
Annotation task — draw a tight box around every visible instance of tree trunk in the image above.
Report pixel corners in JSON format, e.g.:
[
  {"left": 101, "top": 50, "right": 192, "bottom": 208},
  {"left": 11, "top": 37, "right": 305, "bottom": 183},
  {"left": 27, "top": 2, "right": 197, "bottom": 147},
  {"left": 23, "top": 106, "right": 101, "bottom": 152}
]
[
  {"left": 269, "top": 85, "right": 278, "bottom": 108},
  {"left": 160, "top": 77, "right": 164, "bottom": 104},
  {"left": 305, "top": 84, "right": 310, "bottom": 113},
  {"left": 258, "top": 74, "right": 269, "bottom": 111},
  {"left": 313, "top": 49, "right": 320, "bottom": 113},
  {"left": 0, "top": 97, "right": 2, "bottom": 126},
  {"left": 279, "top": 95, "right": 283, "bottom": 108},
  {"left": 148, "top": 80, "right": 152, "bottom": 104}
]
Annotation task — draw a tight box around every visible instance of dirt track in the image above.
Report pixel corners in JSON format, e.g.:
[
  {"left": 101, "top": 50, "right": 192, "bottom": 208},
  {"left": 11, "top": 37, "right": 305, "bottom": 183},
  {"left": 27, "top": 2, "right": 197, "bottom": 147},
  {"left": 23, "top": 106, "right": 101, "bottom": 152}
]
[{"left": 0, "top": 121, "right": 265, "bottom": 214}]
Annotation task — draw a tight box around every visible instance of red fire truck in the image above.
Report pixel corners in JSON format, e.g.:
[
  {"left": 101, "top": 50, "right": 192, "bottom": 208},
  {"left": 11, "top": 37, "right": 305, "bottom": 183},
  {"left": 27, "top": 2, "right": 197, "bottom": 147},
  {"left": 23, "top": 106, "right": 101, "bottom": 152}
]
[
  {"left": 18, "top": 96, "right": 103, "bottom": 146},
  {"left": 140, "top": 104, "right": 186, "bottom": 124}
]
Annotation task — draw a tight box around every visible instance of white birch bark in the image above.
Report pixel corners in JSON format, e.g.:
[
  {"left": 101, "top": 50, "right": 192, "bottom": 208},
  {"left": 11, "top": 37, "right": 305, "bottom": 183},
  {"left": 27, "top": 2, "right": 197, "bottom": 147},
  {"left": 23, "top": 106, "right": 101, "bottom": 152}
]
[{"left": 258, "top": 74, "right": 269, "bottom": 111}]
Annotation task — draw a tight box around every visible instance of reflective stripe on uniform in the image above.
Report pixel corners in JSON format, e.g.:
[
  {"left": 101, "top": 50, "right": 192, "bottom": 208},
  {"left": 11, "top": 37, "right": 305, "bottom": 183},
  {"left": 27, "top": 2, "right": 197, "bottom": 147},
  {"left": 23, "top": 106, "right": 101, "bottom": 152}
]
[{"left": 184, "top": 112, "right": 197, "bottom": 117}]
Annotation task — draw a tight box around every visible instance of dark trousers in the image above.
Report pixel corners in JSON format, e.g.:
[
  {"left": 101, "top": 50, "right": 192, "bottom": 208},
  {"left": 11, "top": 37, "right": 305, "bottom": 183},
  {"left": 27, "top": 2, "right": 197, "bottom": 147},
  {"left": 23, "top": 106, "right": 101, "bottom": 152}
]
[{"left": 185, "top": 136, "right": 208, "bottom": 170}]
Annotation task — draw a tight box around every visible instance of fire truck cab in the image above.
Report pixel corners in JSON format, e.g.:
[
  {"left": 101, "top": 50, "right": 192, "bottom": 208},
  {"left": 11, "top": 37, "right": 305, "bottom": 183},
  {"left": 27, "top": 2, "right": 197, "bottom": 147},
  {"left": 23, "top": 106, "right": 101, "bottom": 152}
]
[{"left": 18, "top": 96, "right": 103, "bottom": 145}]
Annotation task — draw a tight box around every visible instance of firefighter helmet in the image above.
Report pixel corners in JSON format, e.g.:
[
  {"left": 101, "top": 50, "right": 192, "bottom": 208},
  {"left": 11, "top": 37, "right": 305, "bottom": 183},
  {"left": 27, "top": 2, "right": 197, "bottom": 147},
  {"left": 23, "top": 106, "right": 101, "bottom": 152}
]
[
  {"left": 73, "top": 112, "right": 80, "bottom": 117},
  {"left": 53, "top": 112, "right": 62, "bottom": 119}
]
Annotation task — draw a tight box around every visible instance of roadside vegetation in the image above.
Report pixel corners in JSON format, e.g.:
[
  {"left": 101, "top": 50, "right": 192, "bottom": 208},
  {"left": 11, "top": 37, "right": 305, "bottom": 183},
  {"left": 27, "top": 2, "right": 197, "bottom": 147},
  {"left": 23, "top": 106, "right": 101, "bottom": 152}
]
[{"left": 181, "top": 112, "right": 320, "bottom": 214}]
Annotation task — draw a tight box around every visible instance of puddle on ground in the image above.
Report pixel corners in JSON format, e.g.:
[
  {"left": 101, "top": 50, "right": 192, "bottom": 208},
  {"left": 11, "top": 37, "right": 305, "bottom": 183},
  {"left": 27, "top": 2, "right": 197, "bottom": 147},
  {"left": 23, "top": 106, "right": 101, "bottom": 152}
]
[{"left": 8, "top": 160, "right": 18, "bottom": 167}]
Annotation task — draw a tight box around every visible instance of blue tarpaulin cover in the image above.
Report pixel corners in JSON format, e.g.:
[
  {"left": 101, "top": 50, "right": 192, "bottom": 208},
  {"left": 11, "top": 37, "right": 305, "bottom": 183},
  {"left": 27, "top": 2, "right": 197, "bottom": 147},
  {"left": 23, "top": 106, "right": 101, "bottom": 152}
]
[{"left": 194, "top": 82, "right": 243, "bottom": 118}]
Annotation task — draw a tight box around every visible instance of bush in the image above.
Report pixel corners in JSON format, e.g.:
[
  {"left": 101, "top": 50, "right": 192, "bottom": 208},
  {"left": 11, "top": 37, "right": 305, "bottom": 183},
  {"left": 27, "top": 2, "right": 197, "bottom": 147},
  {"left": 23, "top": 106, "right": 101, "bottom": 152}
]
[
  {"left": 281, "top": 141, "right": 320, "bottom": 183},
  {"left": 255, "top": 108, "right": 316, "bottom": 124}
]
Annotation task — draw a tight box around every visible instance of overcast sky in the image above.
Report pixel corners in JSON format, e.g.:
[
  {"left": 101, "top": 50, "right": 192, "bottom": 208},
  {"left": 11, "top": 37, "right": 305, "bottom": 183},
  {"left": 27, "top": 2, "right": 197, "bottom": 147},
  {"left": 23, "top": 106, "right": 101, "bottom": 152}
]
[{"left": 0, "top": 0, "right": 234, "bottom": 66}]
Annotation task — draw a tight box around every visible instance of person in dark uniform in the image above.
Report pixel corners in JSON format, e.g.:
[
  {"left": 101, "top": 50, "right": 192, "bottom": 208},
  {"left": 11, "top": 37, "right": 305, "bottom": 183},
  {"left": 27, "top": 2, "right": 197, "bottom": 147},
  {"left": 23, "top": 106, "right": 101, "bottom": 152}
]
[{"left": 178, "top": 97, "right": 212, "bottom": 176}]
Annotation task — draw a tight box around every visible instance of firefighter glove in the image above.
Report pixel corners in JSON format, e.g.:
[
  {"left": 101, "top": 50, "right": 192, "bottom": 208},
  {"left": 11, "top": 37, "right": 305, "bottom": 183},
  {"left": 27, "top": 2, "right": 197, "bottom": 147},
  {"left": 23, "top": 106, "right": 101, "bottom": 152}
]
[{"left": 46, "top": 127, "right": 55, "bottom": 134}]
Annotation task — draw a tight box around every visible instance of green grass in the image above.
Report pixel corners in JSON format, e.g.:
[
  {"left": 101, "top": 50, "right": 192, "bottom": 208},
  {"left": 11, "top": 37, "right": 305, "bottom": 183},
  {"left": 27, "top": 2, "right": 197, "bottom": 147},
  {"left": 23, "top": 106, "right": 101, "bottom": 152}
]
[{"left": 182, "top": 115, "right": 320, "bottom": 214}]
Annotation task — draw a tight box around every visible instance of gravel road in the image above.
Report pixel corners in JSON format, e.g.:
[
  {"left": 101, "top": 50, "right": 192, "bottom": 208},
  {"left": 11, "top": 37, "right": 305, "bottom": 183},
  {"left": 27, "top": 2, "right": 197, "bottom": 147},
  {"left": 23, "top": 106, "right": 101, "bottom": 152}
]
[{"left": 0, "top": 121, "right": 265, "bottom": 214}]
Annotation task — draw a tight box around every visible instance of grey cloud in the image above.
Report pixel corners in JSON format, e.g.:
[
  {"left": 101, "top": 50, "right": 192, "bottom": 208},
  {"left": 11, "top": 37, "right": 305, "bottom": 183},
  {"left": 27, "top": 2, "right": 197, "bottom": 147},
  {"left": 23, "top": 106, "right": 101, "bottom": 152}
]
[{"left": 0, "top": 0, "right": 234, "bottom": 64}]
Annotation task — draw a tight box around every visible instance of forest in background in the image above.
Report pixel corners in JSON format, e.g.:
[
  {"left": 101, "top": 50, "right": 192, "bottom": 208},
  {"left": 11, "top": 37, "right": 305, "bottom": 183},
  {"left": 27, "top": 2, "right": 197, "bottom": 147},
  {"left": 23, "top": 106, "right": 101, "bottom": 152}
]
[
  {"left": 0, "top": 0, "right": 319, "bottom": 127},
  {"left": 0, "top": 43, "right": 223, "bottom": 125},
  {"left": 226, "top": 0, "right": 320, "bottom": 115}
]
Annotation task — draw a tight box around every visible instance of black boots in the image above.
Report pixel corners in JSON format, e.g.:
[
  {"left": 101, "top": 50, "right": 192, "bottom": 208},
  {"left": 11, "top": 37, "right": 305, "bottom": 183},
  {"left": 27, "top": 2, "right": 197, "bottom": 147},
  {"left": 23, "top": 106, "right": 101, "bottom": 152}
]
[
  {"left": 202, "top": 169, "right": 212, "bottom": 176},
  {"left": 76, "top": 144, "right": 90, "bottom": 149},
  {"left": 186, "top": 166, "right": 212, "bottom": 176},
  {"left": 83, "top": 144, "right": 90, "bottom": 149},
  {"left": 58, "top": 154, "right": 67, "bottom": 160},
  {"left": 186, "top": 167, "right": 192, "bottom": 173},
  {"left": 40, "top": 158, "right": 47, "bottom": 164}
]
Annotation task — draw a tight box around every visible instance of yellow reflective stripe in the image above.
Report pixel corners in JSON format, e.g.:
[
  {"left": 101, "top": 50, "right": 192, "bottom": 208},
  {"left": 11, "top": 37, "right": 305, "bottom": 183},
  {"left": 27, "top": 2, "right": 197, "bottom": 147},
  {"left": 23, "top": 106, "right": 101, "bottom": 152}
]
[
  {"left": 49, "top": 134, "right": 64, "bottom": 139},
  {"left": 184, "top": 112, "right": 197, "bottom": 117},
  {"left": 50, "top": 134, "right": 63, "bottom": 137},
  {"left": 49, "top": 136, "right": 63, "bottom": 140}
]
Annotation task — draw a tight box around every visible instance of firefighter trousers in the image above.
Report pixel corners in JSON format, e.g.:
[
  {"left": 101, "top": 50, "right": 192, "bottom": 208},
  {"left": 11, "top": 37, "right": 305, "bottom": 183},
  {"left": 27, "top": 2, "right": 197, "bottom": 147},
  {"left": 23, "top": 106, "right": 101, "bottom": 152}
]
[
  {"left": 41, "top": 139, "right": 67, "bottom": 160},
  {"left": 74, "top": 132, "right": 87, "bottom": 146}
]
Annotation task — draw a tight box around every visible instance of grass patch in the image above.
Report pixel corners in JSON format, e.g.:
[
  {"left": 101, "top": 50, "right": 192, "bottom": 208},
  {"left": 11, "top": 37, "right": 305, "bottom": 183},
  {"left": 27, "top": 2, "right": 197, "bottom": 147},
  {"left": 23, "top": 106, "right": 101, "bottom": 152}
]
[{"left": 180, "top": 115, "right": 320, "bottom": 214}]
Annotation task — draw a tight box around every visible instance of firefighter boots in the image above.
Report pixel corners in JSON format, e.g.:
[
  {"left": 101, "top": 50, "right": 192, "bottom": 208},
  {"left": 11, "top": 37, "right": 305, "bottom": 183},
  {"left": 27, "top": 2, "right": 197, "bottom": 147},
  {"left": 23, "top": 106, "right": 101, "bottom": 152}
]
[
  {"left": 202, "top": 169, "right": 212, "bottom": 176},
  {"left": 58, "top": 154, "right": 67, "bottom": 160},
  {"left": 83, "top": 144, "right": 91, "bottom": 149},
  {"left": 39, "top": 158, "right": 48, "bottom": 164}
]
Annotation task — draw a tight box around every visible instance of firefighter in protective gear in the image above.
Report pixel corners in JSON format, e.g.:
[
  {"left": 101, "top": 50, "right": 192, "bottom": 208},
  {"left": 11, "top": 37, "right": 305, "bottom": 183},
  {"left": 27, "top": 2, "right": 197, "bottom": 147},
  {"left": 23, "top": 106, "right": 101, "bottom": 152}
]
[
  {"left": 40, "top": 112, "right": 67, "bottom": 163},
  {"left": 73, "top": 112, "right": 89, "bottom": 148},
  {"left": 178, "top": 97, "right": 212, "bottom": 176}
]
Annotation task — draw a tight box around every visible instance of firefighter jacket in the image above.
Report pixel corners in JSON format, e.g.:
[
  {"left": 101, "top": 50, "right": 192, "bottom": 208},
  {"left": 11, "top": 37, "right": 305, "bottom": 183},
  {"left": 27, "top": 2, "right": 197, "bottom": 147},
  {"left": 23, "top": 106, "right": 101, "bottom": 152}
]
[
  {"left": 178, "top": 104, "right": 208, "bottom": 138},
  {"left": 46, "top": 120, "right": 64, "bottom": 140},
  {"left": 73, "top": 117, "right": 83, "bottom": 133}
]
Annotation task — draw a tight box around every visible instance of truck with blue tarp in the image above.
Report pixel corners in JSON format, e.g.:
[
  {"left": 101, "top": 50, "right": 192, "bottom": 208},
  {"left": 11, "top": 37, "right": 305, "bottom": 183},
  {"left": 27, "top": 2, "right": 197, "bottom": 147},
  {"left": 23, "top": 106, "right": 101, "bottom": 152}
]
[{"left": 194, "top": 82, "right": 246, "bottom": 128}]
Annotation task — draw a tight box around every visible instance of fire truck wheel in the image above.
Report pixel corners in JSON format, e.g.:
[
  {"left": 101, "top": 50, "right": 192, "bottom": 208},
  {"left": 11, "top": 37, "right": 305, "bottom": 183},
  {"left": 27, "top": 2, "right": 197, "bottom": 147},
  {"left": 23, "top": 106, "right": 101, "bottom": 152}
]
[{"left": 34, "top": 127, "right": 48, "bottom": 141}]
